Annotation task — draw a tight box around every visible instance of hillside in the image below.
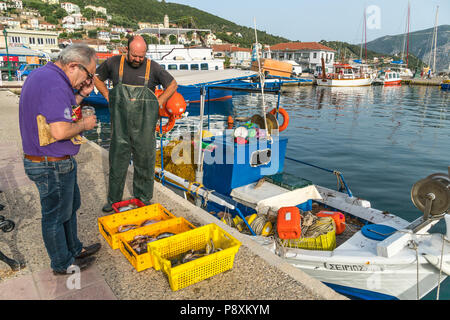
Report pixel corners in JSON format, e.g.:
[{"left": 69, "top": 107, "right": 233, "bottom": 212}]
[
  {"left": 63, "top": 0, "right": 289, "bottom": 47},
  {"left": 318, "top": 40, "right": 424, "bottom": 68},
  {"left": 365, "top": 25, "right": 450, "bottom": 72}
]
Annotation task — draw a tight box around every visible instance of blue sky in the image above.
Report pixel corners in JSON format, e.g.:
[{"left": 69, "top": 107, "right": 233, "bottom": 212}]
[{"left": 168, "top": 0, "right": 450, "bottom": 44}]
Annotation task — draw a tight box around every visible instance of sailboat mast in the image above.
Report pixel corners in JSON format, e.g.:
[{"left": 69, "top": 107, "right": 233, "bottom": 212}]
[
  {"left": 432, "top": 6, "right": 439, "bottom": 73},
  {"left": 406, "top": 1, "right": 410, "bottom": 67},
  {"left": 364, "top": 9, "right": 367, "bottom": 63}
]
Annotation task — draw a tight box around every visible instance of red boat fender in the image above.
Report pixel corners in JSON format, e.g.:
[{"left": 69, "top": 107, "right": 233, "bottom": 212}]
[
  {"left": 277, "top": 207, "right": 301, "bottom": 239},
  {"left": 317, "top": 211, "right": 345, "bottom": 235}
]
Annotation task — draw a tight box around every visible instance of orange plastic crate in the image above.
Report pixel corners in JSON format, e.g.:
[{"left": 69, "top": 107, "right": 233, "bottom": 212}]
[
  {"left": 98, "top": 203, "right": 176, "bottom": 250},
  {"left": 119, "top": 217, "right": 195, "bottom": 272}
]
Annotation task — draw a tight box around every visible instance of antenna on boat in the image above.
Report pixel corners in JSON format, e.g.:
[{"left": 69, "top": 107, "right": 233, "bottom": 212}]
[{"left": 253, "top": 17, "right": 270, "bottom": 140}]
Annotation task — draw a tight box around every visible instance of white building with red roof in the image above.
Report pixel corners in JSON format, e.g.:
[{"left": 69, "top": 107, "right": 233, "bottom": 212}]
[{"left": 265, "top": 42, "right": 336, "bottom": 73}]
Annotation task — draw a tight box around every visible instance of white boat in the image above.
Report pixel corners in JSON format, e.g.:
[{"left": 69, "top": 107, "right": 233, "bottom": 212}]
[
  {"left": 153, "top": 75, "right": 450, "bottom": 299},
  {"left": 146, "top": 44, "right": 224, "bottom": 71},
  {"left": 316, "top": 63, "right": 373, "bottom": 87},
  {"left": 390, "top": 65, "right": 414, "bottom": 79},
  {"left": 152, "top": 33, "right": 449, "bottom": 300},
  {"left": 374, "top": 69, "right": 402, "bottom": 86}
]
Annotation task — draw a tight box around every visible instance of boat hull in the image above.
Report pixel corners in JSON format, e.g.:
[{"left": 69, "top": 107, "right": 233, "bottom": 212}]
[
  {"left": 316, "top": 77, "right": 373, "bottom": 87},
  {"left": 81, "top": 86, "right": 233, "bottom": 109}
]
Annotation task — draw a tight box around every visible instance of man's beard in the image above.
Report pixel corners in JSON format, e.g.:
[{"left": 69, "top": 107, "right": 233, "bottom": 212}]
[{"left": 127, "top": 54, "right": 144, "bottom": 68}]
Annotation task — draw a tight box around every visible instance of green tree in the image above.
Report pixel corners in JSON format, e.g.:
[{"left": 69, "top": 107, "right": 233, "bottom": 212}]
[{"left": 88, "top": 30, "right": 98, "bottom": 39}]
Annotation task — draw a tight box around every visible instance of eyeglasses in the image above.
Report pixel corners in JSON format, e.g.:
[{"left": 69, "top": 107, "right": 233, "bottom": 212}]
[{"left": 77, "top": 64, "right": 94, "bottom": 80}]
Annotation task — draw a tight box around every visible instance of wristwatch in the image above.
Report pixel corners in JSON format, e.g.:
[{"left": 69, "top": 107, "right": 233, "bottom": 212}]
[{"left": 77, "top": 91, "right": 89, "bottom": 98}]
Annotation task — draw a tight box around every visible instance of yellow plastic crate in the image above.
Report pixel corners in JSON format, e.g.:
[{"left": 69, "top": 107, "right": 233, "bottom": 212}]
[
  {"left": 148, "top": 223, "right": 241, "bottom": 291},
  {"left": 118, "top": 217, "right": 195, "bottom": 272},
  {"left": 283, "top": 229, "right": 336, "bottom": 251},
  {"left": 98, "top": 203, "right": 176, "bottom": 250}
]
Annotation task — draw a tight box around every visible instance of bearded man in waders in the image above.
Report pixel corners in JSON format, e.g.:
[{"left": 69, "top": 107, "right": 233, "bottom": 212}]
[{"left": 94, "top": 36, "right": 177, "bottom": 212}]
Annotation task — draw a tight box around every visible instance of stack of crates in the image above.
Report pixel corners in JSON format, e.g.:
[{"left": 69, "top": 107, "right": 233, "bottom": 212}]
[{"left": 97, "top": 199, "right": 241, "bottom": 290}]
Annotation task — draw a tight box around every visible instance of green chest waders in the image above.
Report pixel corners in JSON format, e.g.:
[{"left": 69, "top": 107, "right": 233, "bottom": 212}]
[{"left": 107, "top": 56, "right": 159, "bottom": 204}]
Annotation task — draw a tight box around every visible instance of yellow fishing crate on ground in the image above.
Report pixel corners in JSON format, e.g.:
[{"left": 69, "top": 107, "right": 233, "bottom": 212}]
[
  {"left": 98, "top": 203, "right": 176, "bottom": 250},
  {"left": 118, "top": 217, "right": 195, "bottom": 272},
  {"left": 148, "top": 223, "right": 241, "bottom": 291}
]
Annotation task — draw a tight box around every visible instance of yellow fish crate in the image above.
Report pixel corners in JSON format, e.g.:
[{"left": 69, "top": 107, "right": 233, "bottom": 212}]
[
  {"left": 98, "top": 203, "right": 176, "bottom": 250},
  {"left": 148, "top": 223, "right": 242, "bottom": 291},
  {"left": 119, "top": 217, "right": 196, "bottom": 272}
]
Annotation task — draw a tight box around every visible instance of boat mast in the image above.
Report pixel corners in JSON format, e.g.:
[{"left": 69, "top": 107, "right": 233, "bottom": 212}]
[
  {"left": 433, "top": 6, "right": 439, "bottom": 73},
  {"left": 364, "top": 8, "right": 367, "bottom": 63},
  {"left": 360, "top": 7, "right": 364, "bottom": 61},
  {"left": 428, "top": 6, "right": 439, "bottom": 73},
  {"left": 406, "top": 1, "right": 410, "bottom": 67}
]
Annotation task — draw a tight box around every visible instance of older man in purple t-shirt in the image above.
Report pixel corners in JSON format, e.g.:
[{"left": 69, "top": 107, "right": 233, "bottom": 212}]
[{"left": 19, "top": 44, "right": 101, "bottom": 275}]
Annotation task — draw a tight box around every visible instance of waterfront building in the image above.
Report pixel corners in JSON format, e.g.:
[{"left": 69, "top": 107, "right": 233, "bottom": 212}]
[
  {"left": 265, "top": 42, "right": 336, "bottom": 73},
  {"left": 0, "top": 28, "right": 59, "bottom": 55},
  {"left": 230, "top": 47, "right": 251, "bottom": 68}
]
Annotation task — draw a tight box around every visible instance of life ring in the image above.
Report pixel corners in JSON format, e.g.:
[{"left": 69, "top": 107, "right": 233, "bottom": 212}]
[{"left": 269, "top": 108, "right": 289, "bottom": 132}]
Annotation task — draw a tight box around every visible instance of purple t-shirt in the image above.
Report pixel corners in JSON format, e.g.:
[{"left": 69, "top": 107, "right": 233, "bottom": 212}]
[{"left": 19, "top": 62, "right": 80, "bottom": 157}]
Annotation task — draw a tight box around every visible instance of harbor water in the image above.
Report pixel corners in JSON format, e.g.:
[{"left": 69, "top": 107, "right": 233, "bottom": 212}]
[{"left": 85, "top": 85, "right": 449, "bottom": 300}]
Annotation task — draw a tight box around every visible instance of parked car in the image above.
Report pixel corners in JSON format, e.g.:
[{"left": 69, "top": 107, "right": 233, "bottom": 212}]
[
  {"left": 0, "top": 61, "right": 21, "bottom": 80},
  {"left": 16, "top": 64, "right": 43, "bottom": 81}
]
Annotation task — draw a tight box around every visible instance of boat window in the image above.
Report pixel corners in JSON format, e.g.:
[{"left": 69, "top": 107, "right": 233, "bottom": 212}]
[
  {"left": 215, "top": 66, "right": 219, "bottom": 70},
  {"left": 168, "top": 64, "right": 178, "bottom": 70},
  {"left": 190, "top": 64, "right": 199, "bottom": 70},
  {"left": 180, "top": 64, "right": 189, "bottom": 70},
  {"left": 201, "top": 63, "right": 208, "bottom": 70},
  {"left": 160, "top": 64, "right": 166, "bottom": 70}
]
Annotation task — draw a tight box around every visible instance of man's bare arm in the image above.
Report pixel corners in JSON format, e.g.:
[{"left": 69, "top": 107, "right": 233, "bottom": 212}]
[
  {"left": 94, "top": 76, "right": 109, "bottom": 102},
  {"left": 49, "top": 116, "right": 97, "bottom": 141},
  {"left": 158, "top": 79, "right": 178, "bottom": 106}
]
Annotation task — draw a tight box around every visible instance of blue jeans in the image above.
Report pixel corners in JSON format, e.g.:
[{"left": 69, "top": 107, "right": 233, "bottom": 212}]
[{"left": 24, "top": 157, "right": 83, "bottom": 272}]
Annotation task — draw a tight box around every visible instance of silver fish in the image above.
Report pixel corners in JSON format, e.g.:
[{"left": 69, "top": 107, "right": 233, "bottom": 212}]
[
  {"left": 156, "top": 232, "right": 176, "bottom": 240},
  {"left": 140, "top": 219, "right": 159, "bottom": 227},
  {"left": 118, "top": 224, "right": 138, "bottom": 233}
]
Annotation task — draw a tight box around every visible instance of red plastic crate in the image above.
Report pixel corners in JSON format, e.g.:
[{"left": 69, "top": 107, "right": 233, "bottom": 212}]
[{"left": 112, "top": 198, "right": 145, "bottom": 213}]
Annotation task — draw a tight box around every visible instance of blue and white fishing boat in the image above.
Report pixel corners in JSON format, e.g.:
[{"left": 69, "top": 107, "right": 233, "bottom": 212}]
[{"left": 153, "top": 72, "right": 450, "bottom": 300}]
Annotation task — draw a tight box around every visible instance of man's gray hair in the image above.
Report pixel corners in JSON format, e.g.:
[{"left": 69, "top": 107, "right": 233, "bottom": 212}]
[{"left": 57, "top": 43, "right": 97, "bottom": 66}]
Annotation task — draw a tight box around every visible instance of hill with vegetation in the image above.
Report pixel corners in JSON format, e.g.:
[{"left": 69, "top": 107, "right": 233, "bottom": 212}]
[
  {"left": 54, "top": 0, "right": 289, "bottom": 47},
  {"left": 318, "top": 40, "right": 424, "bottom": 69},
  {"left": 365, "top": 25, "right": 450, "bottom": 72}
]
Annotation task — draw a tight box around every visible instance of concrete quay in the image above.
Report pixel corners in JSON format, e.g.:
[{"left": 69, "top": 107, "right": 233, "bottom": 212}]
[{"left": 0, "top": 89, "right": 345, "bottom": 301}]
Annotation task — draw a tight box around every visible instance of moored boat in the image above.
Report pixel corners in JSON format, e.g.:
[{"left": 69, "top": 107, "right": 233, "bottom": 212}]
[
  {"left": 316, "top": 63, "right": 373, "bottom": 87},
  {"left": 441, "top": 79, "right": 450, "bottom": 90},
  {"left": 153, "top": 82, "right": 450, "bottom": 300},
  {"left": 374, "top": 69, "right": 402, "bottom": 86}
]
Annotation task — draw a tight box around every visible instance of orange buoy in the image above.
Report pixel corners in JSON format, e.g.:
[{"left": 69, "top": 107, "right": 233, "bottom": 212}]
[
  {"left": 227, "top": 116, "right": 234, "bottom": 129},
  {"left": 269, "top": 107, "right": 289, "bottom": 132},
  {"left": 154, "top": 89, "right": 186, "bottom": 133}
]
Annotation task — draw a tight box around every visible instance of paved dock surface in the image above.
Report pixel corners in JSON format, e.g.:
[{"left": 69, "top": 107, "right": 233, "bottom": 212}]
[{"left": 0, "top": 89, "right": 345, "bottom": 300}]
